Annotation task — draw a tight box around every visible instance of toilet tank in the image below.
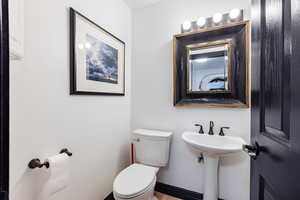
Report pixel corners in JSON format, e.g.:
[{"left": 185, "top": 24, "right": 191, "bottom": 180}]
[{"left": 132, "top": 129, "right": 172, "bottom": 167}]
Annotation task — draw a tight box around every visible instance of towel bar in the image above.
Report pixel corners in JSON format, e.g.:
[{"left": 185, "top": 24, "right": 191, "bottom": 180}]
[{"left": 28, "top": 148, "right": 72, "bottom": 169}]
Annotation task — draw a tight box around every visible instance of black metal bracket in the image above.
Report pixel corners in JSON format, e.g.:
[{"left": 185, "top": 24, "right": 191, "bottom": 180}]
[
  {"left": 60, "top": 148, "right": 73, "bottom": 156},
  {"left": 28, "top": 148, "right": 73, "bottom": 169},
  {"left": 198, "top": 153, "right": 204, "bottom": 163},
  {"left": 28, "top": 158, "right": 50, "bottom": 169}
]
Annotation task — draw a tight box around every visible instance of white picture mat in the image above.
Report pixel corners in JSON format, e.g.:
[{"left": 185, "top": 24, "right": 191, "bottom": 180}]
[{"left": 75, "top": 13, "right": 125, "bottom": 94}]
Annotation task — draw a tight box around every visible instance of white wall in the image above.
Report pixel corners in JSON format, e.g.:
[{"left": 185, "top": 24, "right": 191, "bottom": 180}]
[
  {"left": 131, "top": 1, "right": 251, "bottom": 200},
  {"left": 10, "top": 0, "right": 132, "bottom": 200}
]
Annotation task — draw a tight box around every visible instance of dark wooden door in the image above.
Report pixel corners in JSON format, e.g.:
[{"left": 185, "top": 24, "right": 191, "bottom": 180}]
[
  {"left": 250, "top": 0, "right": 300, "bottom": 199},
  {"left": 0, "top": 0, "right": 9, "bottom": 199}
]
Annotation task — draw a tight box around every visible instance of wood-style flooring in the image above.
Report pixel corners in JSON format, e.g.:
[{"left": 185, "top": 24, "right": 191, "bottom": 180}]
[{"left": 155, "top": 192, "right": 182, "bottom": 200}]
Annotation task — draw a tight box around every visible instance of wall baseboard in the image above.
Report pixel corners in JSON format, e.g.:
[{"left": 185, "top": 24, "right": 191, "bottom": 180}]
[
  {"left": 155, "top": 182, "right": 203, "bottom": 200},
  {"left": 155, "top": 182, "right": 224, "bottom": 200},
  {"left": 104, "top": 182, "right": 224, "bottom": 200},
  {"left": 104, "top": 192, "right": 114, "bottom": 200}
]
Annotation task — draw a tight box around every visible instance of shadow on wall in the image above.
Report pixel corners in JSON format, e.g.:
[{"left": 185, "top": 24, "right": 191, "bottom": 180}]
[
  {"left": 11, "top": 167, "right": 75, "bottom": 200},
  {"left": 117, "top": 142, "right": 132, "bottom": 170},
  {"left": 220, "top": 152, "right": 249, "bottom": 166},
  {"left": 11, "top": 143, "right": 131, "bottom": 200},
  {"left": 184, "top": 142, "right": 249, "bottom": 166},
  {"left": 11, "top": 168, "right": 51, "bottom": 200}
]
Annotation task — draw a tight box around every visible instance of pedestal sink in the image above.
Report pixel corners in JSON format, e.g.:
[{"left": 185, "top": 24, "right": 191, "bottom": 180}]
[{"left": 182, "top": 132, "right": 246, "bottom": 200}]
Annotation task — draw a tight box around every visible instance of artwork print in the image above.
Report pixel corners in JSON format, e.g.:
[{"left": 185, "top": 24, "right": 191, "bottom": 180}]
[{"left": 86, "top": 34, "right": 118, "bottom": 84}]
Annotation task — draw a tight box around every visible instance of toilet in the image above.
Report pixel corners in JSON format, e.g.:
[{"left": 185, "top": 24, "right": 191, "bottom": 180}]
[{"left": 113, "top": 129, "right": 172, "bottom": 200}]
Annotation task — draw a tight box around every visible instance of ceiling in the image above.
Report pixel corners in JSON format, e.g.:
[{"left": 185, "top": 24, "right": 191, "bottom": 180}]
[{"left": 123, "top": 0, "right": 163, "bottom": 9}]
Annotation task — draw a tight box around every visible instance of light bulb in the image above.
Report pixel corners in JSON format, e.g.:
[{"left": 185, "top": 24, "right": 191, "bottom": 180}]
[
  {"left": 78, "top": 43, "right": 84, "bottom": 49},
  {"left": 195, "top": 58, "right": 208, "bottom": 63},
  {"left": 213, "top": 13, "right": 223, "bottom": 24},
  {"left": 197, "top": 17, "right": 206, "bottom": 27},
  {"left": 230, "top": 8, "right": 241, "bottom": 19},
  {"left": 85, "top": 42, "right": 91, "bottom": 49},
  {"left": 182, "top": 20, "right": 192, "bottom": 30}
]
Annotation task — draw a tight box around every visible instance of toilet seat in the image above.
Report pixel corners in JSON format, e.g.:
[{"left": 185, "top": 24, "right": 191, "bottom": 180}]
[{"left": 113, "top": 164, "right": 158, "bottom": 199}]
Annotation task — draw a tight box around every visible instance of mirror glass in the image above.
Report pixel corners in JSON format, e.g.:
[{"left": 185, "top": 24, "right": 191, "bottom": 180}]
[{"left": 187, "top": 41, "right": 231, "bottom": 93}]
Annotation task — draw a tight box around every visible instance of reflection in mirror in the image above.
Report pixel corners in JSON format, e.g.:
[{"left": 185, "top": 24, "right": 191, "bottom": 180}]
[{"left": 187, "top": 41, "right": 231, "bottom": 93}]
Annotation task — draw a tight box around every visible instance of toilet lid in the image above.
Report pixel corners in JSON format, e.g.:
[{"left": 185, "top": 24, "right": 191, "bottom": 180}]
[{"left": 113, "top": 164, "right": 157, "bottom": 198}]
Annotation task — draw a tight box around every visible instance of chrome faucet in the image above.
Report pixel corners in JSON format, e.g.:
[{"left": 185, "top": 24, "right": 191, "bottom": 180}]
[{"left": 208, "top": 121, "right": 214, "bottom": 135}]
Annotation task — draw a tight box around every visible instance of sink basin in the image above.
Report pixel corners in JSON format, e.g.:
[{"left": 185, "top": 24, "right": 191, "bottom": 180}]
[
  {"left": 182, "top": 131, "right": 246, "bottom": 200},
  {"left": 182, "top": 131, "right": 246, "bottom": 156}
]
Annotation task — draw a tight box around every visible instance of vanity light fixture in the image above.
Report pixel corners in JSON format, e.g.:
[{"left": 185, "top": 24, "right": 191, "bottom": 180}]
[
  {"left": 197, "top": 17, "right": 206, "bottom": 28},
  {"left": 180, "top": 9, "right": 243, "bottom": 33},
  {"left": 229, "top": 8, "right": 241, "bottom": 19},
  {"left": 213, "top": 13, "right": 223, "bottom": 24},
  {"left": 182, "top": 20, "right": 192, "bottom": 30}
]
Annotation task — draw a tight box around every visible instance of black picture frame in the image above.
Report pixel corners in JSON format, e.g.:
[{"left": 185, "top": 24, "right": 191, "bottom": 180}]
[
  {"left": 70, "top": 8, "right": 126, "bottom": 96},
  {"left": 173, "top": 21, "right": 250, "bottom": 108}
]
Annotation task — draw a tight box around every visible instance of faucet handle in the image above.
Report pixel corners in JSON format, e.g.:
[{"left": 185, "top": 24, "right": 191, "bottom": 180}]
[
  {"left": 219, "top": 127, "right": 230, "bottom": 136},
  {"left": 194, "top": 124, "right": 204, "bottom": 134}
]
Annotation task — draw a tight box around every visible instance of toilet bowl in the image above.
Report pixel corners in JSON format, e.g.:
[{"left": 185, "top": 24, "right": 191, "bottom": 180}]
[
  {"left": 113, "top": 129, "right": 172, "bottom": 200},
  {"left": 113, "top": 164, "right": 159, "bottom": 200}
]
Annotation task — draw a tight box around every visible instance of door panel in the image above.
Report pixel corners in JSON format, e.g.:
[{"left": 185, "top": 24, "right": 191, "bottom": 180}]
[
  {"left": 251, "top": 0, "right": 300, "bottom": 199},
  {"left": 259, "top": 177, "right": 278, "bottom": 200},
  {"left": 261, "top": 0, "right": 291, "bottom": 143},
  {"left": 263, "top": 0, "right": 284, "bottom": 133}
]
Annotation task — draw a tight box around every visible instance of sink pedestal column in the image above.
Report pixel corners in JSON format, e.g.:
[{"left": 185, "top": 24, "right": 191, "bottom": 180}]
[{"left": 203, "top": 154, "right": 219, "bottom": 200}]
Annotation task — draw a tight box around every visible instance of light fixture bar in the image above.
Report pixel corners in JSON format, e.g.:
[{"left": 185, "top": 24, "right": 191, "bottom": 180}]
[{"left": 181, "top": 9, "right": 244, "bottom": 33}]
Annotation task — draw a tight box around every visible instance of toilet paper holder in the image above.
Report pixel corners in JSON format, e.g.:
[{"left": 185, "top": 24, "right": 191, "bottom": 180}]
[{"left": 28, "top": 148, "right": 72, "bottom": 169}]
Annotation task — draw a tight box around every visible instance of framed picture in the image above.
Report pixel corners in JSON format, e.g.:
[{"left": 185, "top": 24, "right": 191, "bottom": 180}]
[{"left": 70, "top": 8, "right": 125, "bottom": 95}]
